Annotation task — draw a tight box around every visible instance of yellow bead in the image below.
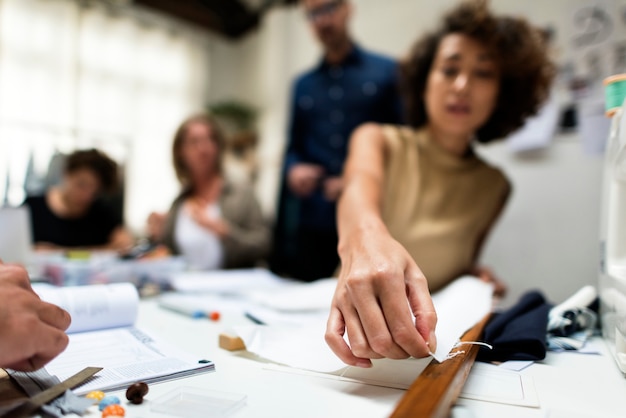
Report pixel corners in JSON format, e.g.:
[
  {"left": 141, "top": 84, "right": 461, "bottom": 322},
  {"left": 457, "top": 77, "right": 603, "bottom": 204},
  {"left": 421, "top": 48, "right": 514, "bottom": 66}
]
[{"left": 86, "top": 391, "right": 106, "bottom": 401}]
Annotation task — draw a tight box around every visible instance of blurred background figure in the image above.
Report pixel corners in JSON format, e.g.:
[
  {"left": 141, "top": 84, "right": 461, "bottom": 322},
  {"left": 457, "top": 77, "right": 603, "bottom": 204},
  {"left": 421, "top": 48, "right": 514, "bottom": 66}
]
[
  {"left": 270, "top": 0, "right": 404, "bottom": 281},
  {"left": 147, "top": 114, "right": 269, "bottom": 270},
  {"left": 22, "top": 149, "right": 133, "bottom": 251}
]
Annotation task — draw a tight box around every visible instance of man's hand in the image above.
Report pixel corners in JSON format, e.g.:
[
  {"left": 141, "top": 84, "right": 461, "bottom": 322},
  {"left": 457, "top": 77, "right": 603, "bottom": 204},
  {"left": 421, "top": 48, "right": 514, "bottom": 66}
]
[
  {"left": 323, "top": 176, "right": 344, "bottom": 201},
  {"left": 0, "top": 264, "right": 71, "bottom": 371},
  {"left": 287, "top": 164, "right": 325, "bottom": 197}
]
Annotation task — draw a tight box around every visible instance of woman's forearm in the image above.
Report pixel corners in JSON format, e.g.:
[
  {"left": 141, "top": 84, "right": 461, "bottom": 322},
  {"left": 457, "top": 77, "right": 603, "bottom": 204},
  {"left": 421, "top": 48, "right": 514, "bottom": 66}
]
[{"left": 337, "top": 123, "right": 389, "bottom": 257}]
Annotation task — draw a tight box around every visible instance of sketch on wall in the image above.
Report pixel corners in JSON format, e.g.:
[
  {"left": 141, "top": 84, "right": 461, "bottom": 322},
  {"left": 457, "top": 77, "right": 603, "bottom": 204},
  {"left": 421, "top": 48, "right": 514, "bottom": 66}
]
[{"left": 567, "top": 0, "right": 626, "bottom": 154}]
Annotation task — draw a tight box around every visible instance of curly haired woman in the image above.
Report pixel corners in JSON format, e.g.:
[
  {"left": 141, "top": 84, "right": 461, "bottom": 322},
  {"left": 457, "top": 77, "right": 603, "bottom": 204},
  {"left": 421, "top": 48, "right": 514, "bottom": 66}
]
[{"left": 325, "top": 0, "right": 555, "bottom": 367}]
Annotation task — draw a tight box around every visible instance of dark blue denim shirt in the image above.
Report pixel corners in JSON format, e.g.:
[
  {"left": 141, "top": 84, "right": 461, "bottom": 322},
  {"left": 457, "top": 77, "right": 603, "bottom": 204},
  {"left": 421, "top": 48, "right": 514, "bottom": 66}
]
[{"left": 283, "top": 44, "right": 403, "bottom": 230}]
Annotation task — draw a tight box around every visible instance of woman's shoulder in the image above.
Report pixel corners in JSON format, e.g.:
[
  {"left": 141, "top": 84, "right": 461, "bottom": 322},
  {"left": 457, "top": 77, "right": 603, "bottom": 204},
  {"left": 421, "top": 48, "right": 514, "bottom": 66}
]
[
  {"left": 473, "top": 156, "right": 511, "bottom": 194},
  {"left": 220, "top": 178, "right": 258, "bottom": 204},
  {"left": 22, "top": 194, "right": 51, "bottom": 213},
  {"left": 378, "top": 124, "right": 424, "bottom": 151},
  {"left": 23, "top": 194, "right": 46, "bottom": 206}
]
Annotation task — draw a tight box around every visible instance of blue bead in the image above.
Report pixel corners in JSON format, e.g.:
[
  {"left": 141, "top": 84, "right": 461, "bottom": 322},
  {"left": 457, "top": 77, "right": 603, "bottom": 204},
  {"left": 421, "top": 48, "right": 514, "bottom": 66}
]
[{"left": 98, "top": 396, "right": 121, "bottom": 411}]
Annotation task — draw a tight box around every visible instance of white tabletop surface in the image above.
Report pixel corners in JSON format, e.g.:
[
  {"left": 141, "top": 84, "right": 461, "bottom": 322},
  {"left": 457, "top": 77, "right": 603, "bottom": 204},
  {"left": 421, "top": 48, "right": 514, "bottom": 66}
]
[{"left": 77, "top": 299, "right": 626, "bottom": 418}]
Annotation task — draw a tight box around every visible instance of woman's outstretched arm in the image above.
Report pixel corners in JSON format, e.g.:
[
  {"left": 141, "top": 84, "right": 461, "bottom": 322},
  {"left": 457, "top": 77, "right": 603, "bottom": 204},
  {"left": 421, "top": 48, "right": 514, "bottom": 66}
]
[{"left": 325, "top": 123, "right": 438, "bottom": 368}]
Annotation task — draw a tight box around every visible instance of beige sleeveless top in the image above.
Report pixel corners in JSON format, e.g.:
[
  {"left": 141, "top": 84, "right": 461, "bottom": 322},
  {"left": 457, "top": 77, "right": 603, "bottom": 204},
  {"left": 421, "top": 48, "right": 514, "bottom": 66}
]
[{"left": 381, "top": 126, "right": 510, "bottom": 292}]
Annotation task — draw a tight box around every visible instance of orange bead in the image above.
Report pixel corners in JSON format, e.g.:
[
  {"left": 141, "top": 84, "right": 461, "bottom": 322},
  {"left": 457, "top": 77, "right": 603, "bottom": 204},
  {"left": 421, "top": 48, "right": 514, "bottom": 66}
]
[
  {"left": 102, "top": 404, "right": 125, "bottom": 417},
  {"left": 209, "top": 311, "right": 221, "bottom": 321}
]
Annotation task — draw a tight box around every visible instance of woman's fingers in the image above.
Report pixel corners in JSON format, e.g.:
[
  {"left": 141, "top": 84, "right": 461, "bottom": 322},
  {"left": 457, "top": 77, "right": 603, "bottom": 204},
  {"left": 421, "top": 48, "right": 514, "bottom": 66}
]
[
  {"left": 325, "top": 306, "right": 373, "bottom": 368},
  {"left": 406, "top": 266, "right": 438, "bottom": 353},
  {"left": 350, "top": 271, "right": 413, "bottom": 359}
]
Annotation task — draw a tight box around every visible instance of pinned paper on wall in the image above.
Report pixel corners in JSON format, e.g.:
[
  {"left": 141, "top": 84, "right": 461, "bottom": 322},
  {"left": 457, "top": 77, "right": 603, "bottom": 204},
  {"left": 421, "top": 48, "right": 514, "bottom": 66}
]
[
  {"left": 578, "top": 97, "right": 612, "bottom": 155},
  {"left": 507, "top": 93, "right": 560, "bottom": 153}
]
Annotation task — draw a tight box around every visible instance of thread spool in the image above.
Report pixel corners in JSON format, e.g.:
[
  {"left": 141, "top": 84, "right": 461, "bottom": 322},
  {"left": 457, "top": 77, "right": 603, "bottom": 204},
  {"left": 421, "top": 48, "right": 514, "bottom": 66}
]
[{"left": 604, "top": 74, "right": 626, "bottom": 118}]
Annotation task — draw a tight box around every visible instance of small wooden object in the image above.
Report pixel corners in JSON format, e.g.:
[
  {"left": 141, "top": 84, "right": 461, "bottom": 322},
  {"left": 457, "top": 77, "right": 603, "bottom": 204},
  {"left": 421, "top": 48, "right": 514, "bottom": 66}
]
[
  {"left": 218, "top": 333, "right": 246, "bottom": 351},
  {"left": 390, "top": 314, "right": 491, "bottom": 418}
]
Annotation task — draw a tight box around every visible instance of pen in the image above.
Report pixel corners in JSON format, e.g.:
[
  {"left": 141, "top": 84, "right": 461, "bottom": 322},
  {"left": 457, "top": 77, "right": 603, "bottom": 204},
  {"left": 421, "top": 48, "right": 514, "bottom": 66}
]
[
  {"left": 159, "top": 302, "right": 206, "bottom": 319},
  {"left": 244, "top": 311, "right": 266, "bottom": 325}
]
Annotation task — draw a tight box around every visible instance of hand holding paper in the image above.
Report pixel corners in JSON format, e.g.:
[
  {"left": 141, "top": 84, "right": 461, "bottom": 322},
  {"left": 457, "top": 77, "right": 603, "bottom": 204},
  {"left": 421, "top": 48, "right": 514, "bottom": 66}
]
[{"left": 326, "top": 231, "right": 437, "bottom": 367}]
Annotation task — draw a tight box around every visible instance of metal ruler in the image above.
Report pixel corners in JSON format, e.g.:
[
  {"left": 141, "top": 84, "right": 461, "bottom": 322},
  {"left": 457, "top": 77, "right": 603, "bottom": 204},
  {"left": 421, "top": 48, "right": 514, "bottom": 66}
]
[{"left": 4, "top": 366, "right": 103, "bottom": 417}]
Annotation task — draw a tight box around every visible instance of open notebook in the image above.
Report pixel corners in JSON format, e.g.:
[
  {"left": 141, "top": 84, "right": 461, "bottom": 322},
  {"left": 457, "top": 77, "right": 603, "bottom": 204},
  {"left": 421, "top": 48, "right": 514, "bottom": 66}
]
[{"left": 33, "top": 283, "right": 215, "bottom": 395}]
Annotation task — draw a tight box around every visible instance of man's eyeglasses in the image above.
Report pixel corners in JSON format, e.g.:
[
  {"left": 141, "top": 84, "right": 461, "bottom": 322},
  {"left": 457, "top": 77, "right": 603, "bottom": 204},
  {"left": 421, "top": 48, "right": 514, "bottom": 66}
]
[{"left": 305, "top": 0, "right": 344, "bottom": 22}]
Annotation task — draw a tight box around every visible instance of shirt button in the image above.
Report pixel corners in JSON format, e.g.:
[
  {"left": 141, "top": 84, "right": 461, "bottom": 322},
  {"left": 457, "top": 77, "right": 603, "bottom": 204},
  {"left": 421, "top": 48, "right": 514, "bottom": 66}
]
[
  {"left": 328, "top": 86, "right": 344, "bottom": 101},
  {"left": 329, "top": 66, "right": 343, "bottom": 79},
  {"left": 298, "top": 95, "right": 314, "bottom": 110},
  {"left": 329, "top": 134, "right": 344, "bottom": 148},
  {"left": 362, "top": 81, "right": 378, "bottom": 96},
  {"left": 330, "top": 110, "right": 344, "bottom": 124}
]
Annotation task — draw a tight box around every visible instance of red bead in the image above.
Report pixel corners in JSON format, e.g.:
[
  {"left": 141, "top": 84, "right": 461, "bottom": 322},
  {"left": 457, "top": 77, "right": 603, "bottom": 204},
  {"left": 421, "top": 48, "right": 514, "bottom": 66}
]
[{"left": 209, "top": 311, "right": 221, "bottom": 321}]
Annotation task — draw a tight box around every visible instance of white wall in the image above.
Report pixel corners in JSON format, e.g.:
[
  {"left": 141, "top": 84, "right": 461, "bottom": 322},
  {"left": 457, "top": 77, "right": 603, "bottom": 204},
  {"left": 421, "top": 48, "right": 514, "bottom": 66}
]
[{"left": 208, "top": 0, "right": 623, "bottom": 306}]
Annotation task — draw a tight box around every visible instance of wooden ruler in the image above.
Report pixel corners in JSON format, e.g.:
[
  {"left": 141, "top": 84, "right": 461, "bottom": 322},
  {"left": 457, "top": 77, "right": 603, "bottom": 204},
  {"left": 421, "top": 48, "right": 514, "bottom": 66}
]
[{"left": 390, "top": 315, "right": 491, "bottom": 418}]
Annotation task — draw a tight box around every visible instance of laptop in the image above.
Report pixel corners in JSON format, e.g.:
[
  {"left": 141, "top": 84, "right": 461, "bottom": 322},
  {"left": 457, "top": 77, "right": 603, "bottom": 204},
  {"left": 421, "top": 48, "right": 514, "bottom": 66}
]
[{"left": 0, "top": 206, "right": 34, "bottom": 266}]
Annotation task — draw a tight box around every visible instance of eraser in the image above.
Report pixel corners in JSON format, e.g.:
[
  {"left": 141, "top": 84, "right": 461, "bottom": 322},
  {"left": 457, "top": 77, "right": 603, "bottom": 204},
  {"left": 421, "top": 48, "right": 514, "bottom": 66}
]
[{"left": 218, "top": 333, "right": 246, "bottom": 351}]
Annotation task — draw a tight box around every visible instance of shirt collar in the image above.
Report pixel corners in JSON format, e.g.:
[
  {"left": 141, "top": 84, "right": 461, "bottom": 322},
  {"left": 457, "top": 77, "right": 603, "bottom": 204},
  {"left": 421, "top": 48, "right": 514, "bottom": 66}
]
[{"left": 316, "top": 43, "right": 363, "bottom": 72}]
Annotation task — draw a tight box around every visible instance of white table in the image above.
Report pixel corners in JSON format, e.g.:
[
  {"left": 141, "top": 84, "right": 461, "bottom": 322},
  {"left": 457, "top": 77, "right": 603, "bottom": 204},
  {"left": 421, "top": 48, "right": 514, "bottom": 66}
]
[{"left": 79, "top": 300, "right": 626, "bottom": 418}]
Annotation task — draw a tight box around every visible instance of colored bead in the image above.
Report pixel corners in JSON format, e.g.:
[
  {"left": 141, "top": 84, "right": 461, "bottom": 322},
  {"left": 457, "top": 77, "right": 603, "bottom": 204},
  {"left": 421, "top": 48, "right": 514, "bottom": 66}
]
[
  {"left": 101, "top": 404, "right": 125, "bottom": 417},
  {"left": 209, "top": 311, "right": 221, "bottom": 321},
  {"left": 86, "top": 391, "right": 105, "bottom": 402},
  {"left": 98, "top": 395, "right": 120, "bottom": 411},
  {"left": 125, "top": 381, "right": 149, "bottom": 405}
]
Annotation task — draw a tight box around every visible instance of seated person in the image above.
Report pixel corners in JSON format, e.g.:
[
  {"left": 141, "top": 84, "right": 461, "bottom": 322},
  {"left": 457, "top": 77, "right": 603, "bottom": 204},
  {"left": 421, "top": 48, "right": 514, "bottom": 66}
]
[
  {"left": 147, "top": 114, "right": 269, "bottom": 270},
  {"left": 0, "top": 262, "right": 71, "bottom": 371},
  {"left": 326, "top": 0, "right": 554, "bottom": 367},
  {"left": 23, "top": 149, "right": 133, "bottom": 251}
]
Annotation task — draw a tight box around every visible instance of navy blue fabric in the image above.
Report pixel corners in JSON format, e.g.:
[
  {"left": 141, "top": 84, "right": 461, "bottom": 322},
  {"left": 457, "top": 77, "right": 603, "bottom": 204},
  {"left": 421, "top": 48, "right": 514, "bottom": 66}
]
[
  {"left": 282, "top": 44, "right": 403, "bottom": 230},
  {"left": 270, "top": 44, "right": 403, "bottom": 280},
  {"left": 477, "top": 291, "right": 553, "bottom": 362}
]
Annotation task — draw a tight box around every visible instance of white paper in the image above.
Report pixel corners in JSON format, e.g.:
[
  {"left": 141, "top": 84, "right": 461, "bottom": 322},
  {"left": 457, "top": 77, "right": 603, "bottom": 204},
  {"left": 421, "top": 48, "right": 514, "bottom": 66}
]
[
  {"left": 459, "top": 362, "right": 540, "bottom": 408},
  {"left": 233, "top": 277, "right": 494, "bottom": 379},
  {"left": 264, "top": 357, "right": 432, "bottom": 390},
  {"left": 430, "top": 277, "right": 494, "bottom": 362},
  {"left": 498, "top": 360, "right": 535, "bottom": 372},
  {"left": 44, "top": 327, "right": 214, "bottom": 395},
  {"left": 247, "top": 278, "right": 337, "bottom": 311},
  {"left": 33, "top": 282, "right": 139, "bottom": 333},
  {"left": 169, "top": 268, "right": 288, "bottom": 295},
  {"left": 578, "top": 97, "right": 611, "bottom": 155},
  {"left": 507, "top": 93, "right": 559, "bottom": 153}
]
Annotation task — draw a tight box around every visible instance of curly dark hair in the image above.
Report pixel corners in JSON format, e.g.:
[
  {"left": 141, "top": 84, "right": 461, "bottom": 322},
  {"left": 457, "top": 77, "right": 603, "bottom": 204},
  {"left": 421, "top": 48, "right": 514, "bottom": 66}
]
[
  {"left": 400, "top": 0, "right": 555, "bottom": 143},
  {"left": 65, "top": 149, "right": 118, "bottom": 193}
]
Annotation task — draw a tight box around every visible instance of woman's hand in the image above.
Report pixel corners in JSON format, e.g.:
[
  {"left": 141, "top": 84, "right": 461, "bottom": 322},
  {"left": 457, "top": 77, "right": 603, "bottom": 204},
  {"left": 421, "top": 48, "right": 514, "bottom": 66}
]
[
  {"left": 471, "top": 265, "right": 507, "bottom": 298},
  {"left": 146, "top": 212, "right": 166, "bottom": 241},
  {"left": 187, "top": 200, "right": 230, "bottom": 238},
  {"left": 326, "top": 225, "right": 438, "bottom": 368}
]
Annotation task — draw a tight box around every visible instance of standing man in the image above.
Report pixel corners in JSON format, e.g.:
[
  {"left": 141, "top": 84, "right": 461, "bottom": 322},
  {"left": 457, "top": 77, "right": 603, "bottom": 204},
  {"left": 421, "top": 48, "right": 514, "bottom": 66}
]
[{"left": 271, "top": 0, "right": 403, "bottom": 281}]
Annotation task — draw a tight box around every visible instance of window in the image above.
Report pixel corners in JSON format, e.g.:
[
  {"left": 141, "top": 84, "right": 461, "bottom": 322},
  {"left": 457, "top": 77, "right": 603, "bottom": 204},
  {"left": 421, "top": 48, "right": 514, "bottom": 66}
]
[{"left": 0, "top": 0, "right": 211, "bottom": 232}]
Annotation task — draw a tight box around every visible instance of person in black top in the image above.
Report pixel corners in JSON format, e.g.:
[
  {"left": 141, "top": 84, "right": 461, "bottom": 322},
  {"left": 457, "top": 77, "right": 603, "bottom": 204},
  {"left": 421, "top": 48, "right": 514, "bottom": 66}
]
[{"left": 23, "top": 149, "right": 133, "bottom": 251}]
